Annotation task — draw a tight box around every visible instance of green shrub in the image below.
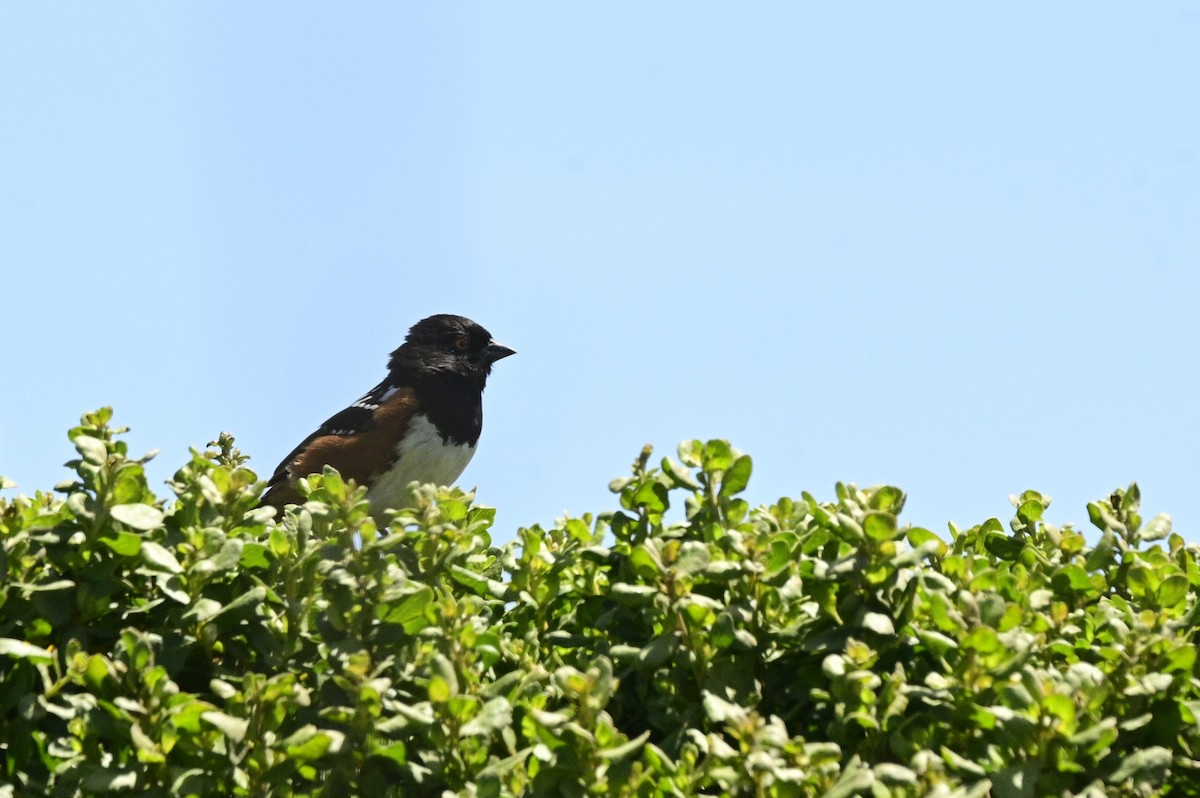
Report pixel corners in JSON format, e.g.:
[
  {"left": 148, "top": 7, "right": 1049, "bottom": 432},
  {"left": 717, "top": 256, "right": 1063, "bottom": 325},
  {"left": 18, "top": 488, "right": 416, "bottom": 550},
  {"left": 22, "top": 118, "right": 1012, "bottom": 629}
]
[{"left": 2, "top": 409, "right": 1199, "bottom": 796}]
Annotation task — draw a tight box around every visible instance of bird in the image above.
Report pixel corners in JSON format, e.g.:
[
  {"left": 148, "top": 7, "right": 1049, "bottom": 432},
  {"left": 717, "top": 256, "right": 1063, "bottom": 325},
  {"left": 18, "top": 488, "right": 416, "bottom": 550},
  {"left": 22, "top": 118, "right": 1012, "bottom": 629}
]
[{"left": 260, "top": 314, "right": 515, "bottom": 521}]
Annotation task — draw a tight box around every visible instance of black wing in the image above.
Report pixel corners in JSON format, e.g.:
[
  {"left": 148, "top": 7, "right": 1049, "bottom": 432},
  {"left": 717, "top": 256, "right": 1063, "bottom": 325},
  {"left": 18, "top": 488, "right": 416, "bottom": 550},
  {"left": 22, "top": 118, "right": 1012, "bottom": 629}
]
[{"left": 264, "top": 378, "right": 397, "bottom": 490}]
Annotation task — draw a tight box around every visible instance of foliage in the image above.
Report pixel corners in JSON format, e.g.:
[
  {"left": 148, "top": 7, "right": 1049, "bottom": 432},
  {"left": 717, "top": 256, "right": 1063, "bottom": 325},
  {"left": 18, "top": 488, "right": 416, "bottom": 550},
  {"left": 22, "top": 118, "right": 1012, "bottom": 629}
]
[{"left": 2, "top": 409, "right": 1200, "bottom": 797}]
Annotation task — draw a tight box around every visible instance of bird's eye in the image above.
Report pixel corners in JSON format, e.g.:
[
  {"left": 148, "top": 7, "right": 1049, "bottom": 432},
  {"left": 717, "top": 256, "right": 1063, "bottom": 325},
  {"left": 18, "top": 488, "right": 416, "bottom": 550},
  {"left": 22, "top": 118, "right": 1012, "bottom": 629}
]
[{"left": 454, "top": 337, "right": 470, "bottom": 351}]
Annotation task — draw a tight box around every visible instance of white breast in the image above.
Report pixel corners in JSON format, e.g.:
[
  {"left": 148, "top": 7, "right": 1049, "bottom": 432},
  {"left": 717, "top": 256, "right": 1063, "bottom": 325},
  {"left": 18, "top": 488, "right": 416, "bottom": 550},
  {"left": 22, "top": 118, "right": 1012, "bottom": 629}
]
[{"left": 365, "top": 414, "right": 477, "bottom": 515}]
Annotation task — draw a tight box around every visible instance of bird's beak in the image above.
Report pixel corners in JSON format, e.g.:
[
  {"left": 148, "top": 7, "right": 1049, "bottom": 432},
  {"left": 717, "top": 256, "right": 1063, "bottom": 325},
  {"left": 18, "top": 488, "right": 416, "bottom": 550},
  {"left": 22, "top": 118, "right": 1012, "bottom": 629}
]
[{"left": 483, "top": 340, "right": 517, "bottom": 363}]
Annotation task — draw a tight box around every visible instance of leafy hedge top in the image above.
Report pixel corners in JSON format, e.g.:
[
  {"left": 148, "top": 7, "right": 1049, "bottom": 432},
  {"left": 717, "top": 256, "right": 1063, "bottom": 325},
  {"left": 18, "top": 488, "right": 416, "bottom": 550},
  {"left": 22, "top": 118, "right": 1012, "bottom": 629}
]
[{"left": 1, "top": 409, "right": 1199, "bottom": 797}]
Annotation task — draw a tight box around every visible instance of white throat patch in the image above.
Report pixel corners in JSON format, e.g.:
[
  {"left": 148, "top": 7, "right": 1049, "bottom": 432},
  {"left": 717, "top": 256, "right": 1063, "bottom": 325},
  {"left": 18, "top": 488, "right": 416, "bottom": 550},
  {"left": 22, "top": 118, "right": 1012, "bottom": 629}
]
[{"left": 365, "top": 414, "right": 476, "bottom": 515}]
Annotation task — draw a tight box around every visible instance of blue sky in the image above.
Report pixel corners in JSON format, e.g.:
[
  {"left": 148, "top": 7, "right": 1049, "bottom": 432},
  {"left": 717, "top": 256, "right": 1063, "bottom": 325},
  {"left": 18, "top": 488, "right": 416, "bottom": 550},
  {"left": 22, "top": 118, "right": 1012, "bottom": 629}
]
[{"left": 2, "top": 4, "right": 1198, "bottom": 543}]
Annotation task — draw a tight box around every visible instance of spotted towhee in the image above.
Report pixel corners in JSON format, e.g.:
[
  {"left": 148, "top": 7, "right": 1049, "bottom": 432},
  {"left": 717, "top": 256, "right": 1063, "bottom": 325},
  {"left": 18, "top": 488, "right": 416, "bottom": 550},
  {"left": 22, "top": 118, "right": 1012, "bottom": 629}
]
[{"left": 260, "top": 314, "right": 515, "bottom": 520}]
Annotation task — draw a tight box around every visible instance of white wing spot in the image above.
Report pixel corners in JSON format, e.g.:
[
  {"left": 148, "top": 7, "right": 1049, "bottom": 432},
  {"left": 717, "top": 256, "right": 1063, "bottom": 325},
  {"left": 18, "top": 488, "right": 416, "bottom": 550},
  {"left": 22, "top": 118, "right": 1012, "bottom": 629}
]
[{"left": 352, "top": 384, "right": 398, "bottom": 412}]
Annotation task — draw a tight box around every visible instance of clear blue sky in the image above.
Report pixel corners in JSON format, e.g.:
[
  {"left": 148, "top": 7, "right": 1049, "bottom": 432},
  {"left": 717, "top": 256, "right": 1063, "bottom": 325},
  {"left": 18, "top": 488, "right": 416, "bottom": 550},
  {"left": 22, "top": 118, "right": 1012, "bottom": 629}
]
[{"left": 3, "top": 4, "right": 1198, "bottom": 543}]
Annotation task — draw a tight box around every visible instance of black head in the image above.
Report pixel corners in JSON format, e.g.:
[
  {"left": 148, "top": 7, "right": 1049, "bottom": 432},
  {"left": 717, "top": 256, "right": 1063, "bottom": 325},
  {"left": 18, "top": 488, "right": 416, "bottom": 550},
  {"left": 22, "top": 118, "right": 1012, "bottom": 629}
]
[{"left": 388, "top": 314, "right": 515, "bottom": 382}]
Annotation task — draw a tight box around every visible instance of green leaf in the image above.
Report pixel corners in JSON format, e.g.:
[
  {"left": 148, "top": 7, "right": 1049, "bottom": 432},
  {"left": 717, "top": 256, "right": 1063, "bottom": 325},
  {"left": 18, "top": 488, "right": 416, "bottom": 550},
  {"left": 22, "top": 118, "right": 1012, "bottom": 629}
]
[
  {"left": 1069, "top": 717, "right": 1118, "bottom": 748},
  {"left": 1164, "top": 644, "right": 1197, "bottom": 673},
  {"left": 863, "top": 512, "right": 897, "bottom": 542},
  {"left": 867, "top": 486, "right": 905, "bottom": 513},
  {"left": 719, "top": 455, "right": 752, "bottom": 497},
  {"left": 1126, "top": 563, "right": 1157, "bottom": 600},
  {"left": 184, "top": 599, "right": 223, "bottom": 624},
  {"left": 631, "top": 481, "right": 668, "bottom": 514},
  {"left": 201, "top": 711, "right": 249, "bottom": 743},
  {"left": 140, "top": 541, "right": 183, "bottom": 574},
  {"left": 0, "top": 638, "right": 54, "bottom": 663},
  {"left": 84, "top": 654, "right": 111, "bottom": 690},
  {"left": 1016, "top": 498, "right": 1044, "bottom": 525},
  {"left": 629, "top": 545, "right": 663, "bottom": 579},
  {"left": 917, "top": 630, "right": 958, "bottom": 656},
  {"left": 129, "top": 722, "right": 160, "bottom": 758},
  {"left": 979, "top": 517, "right": 1004, "bottom": 536},
  {"left": 608, "top": 477, "right": 633, "bottom": 493},
  {"left": 112, "top": 472, "right": 147, "bottom": 504},
  {"left": 873, "top": 763, "right": 917, "bottom": 786},
  {"left": 767, "top": 535, "right": 797, "bottom": 575},
  {"left": 598, "top": 730, "right": 650, "bottom": 761},
  {"left": 100, "top": 531, "right": 142, "bottom": 557},
  {"left": 384, "top": 586, "right": 435, "bottom": 633},
  {"left": 962, "top": 626, "right": 999, "bottom": 654},
  {"left": 430, "top": 654, "right": 459, "bottom": 697},
  {"left": 529, "top": 708, "right": 569, "bottom": 729},
  {"left": 674, "top": 541, "right": 710, "bottom": 576},
  {"left": 609, "top": 583, "right": 658, "bottom": 607},
  {"left": 158, "top": 575, "right": 190, "bottom": 605},
  {"left": 992, "top": 761, "right": 1042, "bottom": 798},
  {"left": 268, "top": 527, "right": 291, "bottom": 557},
  {"left": 907, "top": 526, "right": 943, "bottom": 549},
  {"left": 677, "top": 440, "right": 703, "bottom": 467},
  {"left": 822, "top": 766, "right": 876, "bottom": 798},
  {"left": 1085, "top": 531, "right": 1117, "bottom": 571},
  {"left": 110, "top": 503, "right": 164, "bottom": 531},
  {"left": 1042, "top": 694, "right": 1076, "bottom": 732},
  {"left": 218, "top": 587, "right": 268, "bottom": 618},
  {"left": 74, "top": 435, "right": 108, "bottom": 465},
  {"left": 239, "top": 543, "right": 271, "bottom": 570},
  {"left": 81, "top": 767, "right": 138, "bottom": 792},
  {"left": 701, "top": 440, "right": 734, "bottom": 472},
  {"left": 662, "top": 457, "right": 702, "bottom": 490},
  {"left": 168, "top": 699, "right": 218, "bottom": 735},
  {"left": 460, "top": 697, "right": 513, "bottom": 737},
  {"left": 1142, "top": 513, "right": 1172, "bottom": 541},
  {"left": 1157, "top": 574, "right": 1190, "bottom": 609},
  {"left": 941, "top": 747, "right": 986, "bottom": 777},
  {"left": 860, "top": 612, "right": 895, "bottom": 636},
  {"left": 638, "top": 634, "right": 676, "bottom": 668},
  {"left": 320, "top": 466, "right": 346, "bottom": 501},
  {"left": 984, "top": 532, "right": 1023, "bottom": 561},
  {"left": 702, "top": 692, "right": 747, "bottom": 723},
  {"left": 206, "top": 540, "right": 245, "bottom": 572},
  {"left": 1109, "top": 746, "right": 1172, "bottom": 783},
  {"left": 449, "top": 564, "right": 490, "bottom": 594},
  {"left": 283, "top": 727, "right": 343, "bottom": 761},
  {"left": 370, "top": 741, "right": 407, "bottom": 767},
  {"left": 429, "top": 676, "right": 452, "bottom": 704},
  {"left": 1052, "top": 565, "right": 1095, "bottom": 598}
]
